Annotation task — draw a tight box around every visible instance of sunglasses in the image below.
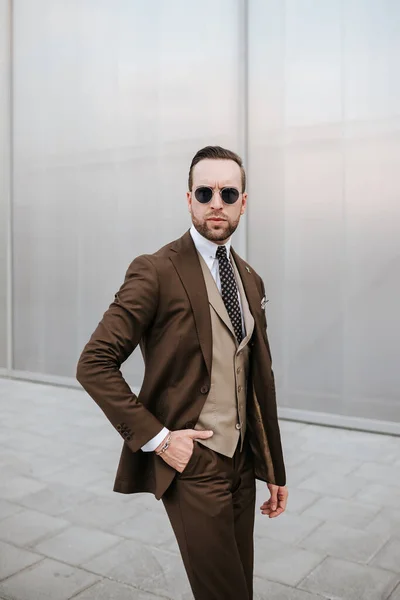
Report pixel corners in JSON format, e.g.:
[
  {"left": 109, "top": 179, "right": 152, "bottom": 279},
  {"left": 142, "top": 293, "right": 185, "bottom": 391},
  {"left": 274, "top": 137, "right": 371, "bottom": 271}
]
[{"left": 194, "top": 186, "right": 240, "bottom": 205}]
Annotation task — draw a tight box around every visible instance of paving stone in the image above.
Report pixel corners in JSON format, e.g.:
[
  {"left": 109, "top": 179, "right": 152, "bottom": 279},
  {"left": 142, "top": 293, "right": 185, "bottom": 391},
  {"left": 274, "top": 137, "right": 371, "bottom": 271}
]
[
  {"left": 299, "top": 452, "right": 363, "bottom": 477},
  {"left": 355, "top": 483, "right": 400, "bottom": 509},
  {"left": 279, "top": 446, "right": 311, "bottom": 468},
  {"left": 0, "top": 558, "right": 100, "bottom": 600},
  {"left": 133, "top": 493, "right": 165, "bottom": 513},
  {"left": 280, "top": 487, "right": 319, "bottom": 514},
  {"left": 111, "top": 509, "right": 175, "bottom": 548},
  {"left": 353, "top": 462, "right": 400, "bottom": 485},
  {"left": 69, "top": 446, "right": 121, "bottom": 473},
  {"left": 140, "top": 553, "right": 194, "bottom": 599},
  {"left": 8, "top": 451, "right": 72, "bottom": 479},
  {"left": 17, "top": 482, "right": 96, "bottom": 516},
  {"left": 298, "top": 556, "right": 399, "bottom": 600},
  {"left": 254, "top": 537, "right": 324, "bottom": 587},
  {"left": 85, "top": 476, "right": 120, "bottom": 498},
  {"left": 370, "top": 538, "right": 400, "bottom": 573},
  {"left": 61, "top": 495, "right": 142, "bottom": 529},
  {"left": 285, "top": 463, "right": 320, "bottom": 487},
  {"left": 34, "top": 525, "right": 123, "bottom": 566},
  {"left": 0, "top": 540, "right": 42, "bottom": 580},
  {"left": 41, "top": 463, "right": 110, "bottom": 488},
  {"left": 82, "top": 539, "right": 177, "bottom": 588},
  {"left": 0, "top": 476, "right": 46, "bottom": 501},
  {"left": 366, "top": 507, "right": 400, "bottom": 538},
  {"left": 298, "top": 472, "right": 369, "bottom": 499},
  {"left": 300, "top": 520, "right": 390, "bottom": 564},
  {"left": 0, "top": 500, "right": 23, "bottom": 522},
  {"left": 301, "top": 496, "right": 381, "bottom": 529},
  {"left": 33, "top": 440, "right": 88, "bottom": 462},
  {"left": 1, "top": 379, "right": 400, "bottom": 599},
  {"left": 72, "top": 579, "right": 166, "bottom": 599},
  {"left": 389, "top": 582, "right": 400, "bottom": 599},
  {"left": 254, "top": 510, "right": 322, "bottom": 545},
  {"left": 162, "top": 535, "right": 181, "bottom": 555},
  {"left": 253, "top": 577, "right": 325, "bottom": 600},
  {"left": 0, "top": 450, "right": 33, "bottom": 474},
  {"left": 0, "top": 509, "right": 69, "bottom": 547},
  {"left": 5, "top": 430, "right": 48, "bottom": 452},
  {"left": 278, "top": 433, "right": 309, "bottom": 452}
]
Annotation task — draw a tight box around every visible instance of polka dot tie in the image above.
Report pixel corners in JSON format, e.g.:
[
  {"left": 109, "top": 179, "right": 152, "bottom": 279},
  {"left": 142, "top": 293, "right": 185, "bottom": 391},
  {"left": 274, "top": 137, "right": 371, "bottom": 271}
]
[{"left": 216, "top": 245, "right": 243, "bottom": 344}]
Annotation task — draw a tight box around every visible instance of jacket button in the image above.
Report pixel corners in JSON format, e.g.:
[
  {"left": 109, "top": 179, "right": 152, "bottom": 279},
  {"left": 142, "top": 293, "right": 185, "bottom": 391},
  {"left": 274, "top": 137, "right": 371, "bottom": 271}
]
[
  {"left": 200, "top": 385, "right": 209, "bottom": 394},
  {"left": 185, "top": 421, "right": 194, "bottom": 429}
]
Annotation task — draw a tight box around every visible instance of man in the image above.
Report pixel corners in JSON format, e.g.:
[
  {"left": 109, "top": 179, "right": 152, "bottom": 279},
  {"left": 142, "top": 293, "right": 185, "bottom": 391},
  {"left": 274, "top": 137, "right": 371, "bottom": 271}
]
[{"left": 76, "top": 145, "right": 288, "bottom": 600}]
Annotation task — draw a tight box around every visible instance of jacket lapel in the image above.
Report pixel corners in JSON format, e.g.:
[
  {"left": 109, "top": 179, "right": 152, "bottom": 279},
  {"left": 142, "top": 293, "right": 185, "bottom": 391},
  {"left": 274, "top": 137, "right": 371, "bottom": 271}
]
[
  {"left": 231, "top": 255, "right": 255, "bottom": 343},
  {"left": 168, "top": 230, "right": 264, "bottom": 378},
  {"left": 230, "top": 247, "right": 263, "bottom": 335},
  {"left": 169, "top": 230, "right": 213, "bottom": 378},
  {"left": 197, "top": 251, "right": 235, "bottom": 337}
]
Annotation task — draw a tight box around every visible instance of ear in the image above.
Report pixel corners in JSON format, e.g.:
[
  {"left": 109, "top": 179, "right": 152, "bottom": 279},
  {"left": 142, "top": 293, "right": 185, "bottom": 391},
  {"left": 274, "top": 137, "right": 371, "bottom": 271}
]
[
  {"left": 186, "top": 191, "right": 192, "bottom": 213},
  {"left": 240, "top": 192, "right": 248, "bottom": 215}
]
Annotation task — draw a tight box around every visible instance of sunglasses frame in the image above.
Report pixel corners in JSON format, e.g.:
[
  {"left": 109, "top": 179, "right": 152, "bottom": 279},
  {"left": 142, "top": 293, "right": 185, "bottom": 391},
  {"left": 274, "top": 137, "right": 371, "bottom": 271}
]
[{"left": 193, "top": 186, "right": 241, "bottom": 205}]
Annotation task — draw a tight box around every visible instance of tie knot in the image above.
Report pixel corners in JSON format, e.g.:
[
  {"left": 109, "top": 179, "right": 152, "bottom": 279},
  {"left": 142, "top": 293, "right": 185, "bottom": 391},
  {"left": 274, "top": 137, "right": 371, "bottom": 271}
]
[{"left": 216, "top": 245, "right": 228, "bottom": 260}]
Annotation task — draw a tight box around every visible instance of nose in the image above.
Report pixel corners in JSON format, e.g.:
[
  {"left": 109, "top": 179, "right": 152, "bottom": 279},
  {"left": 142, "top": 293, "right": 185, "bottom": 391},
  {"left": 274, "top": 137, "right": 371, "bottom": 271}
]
[{"left": 209, "top": 189, "right": 224, "bottom": 209}]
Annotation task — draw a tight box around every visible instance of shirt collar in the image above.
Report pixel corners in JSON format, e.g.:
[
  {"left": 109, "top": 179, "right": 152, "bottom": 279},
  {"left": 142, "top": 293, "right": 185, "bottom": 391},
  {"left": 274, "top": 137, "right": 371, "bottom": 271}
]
[{"left": 189, "top": 224, "right": 232, "bottom": 262}]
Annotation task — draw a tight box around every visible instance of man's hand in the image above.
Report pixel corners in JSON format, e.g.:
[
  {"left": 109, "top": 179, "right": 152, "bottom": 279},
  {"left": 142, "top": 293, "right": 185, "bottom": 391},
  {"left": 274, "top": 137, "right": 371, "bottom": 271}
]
[
  {"left": 260, "top": 483, "right": 288, "bottom": 518},
  {"left": 155, "top": 429, "right": 214, "bottom": 472}
]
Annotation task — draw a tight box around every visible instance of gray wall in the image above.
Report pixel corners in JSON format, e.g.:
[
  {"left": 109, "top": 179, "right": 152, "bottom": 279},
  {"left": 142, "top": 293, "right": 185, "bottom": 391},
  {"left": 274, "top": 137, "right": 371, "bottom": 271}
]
[
  {"left": 247, "top": 0, "right": 400, "bottom": 428},
  {"left": 10, "top": 0, "right": 246, "bottom": 382},
  {"left": 1, "top": 0, "right": 399, "bottom": 433},
  {"left": 0, "top": 0, "right": 10, "bottom": 370}
]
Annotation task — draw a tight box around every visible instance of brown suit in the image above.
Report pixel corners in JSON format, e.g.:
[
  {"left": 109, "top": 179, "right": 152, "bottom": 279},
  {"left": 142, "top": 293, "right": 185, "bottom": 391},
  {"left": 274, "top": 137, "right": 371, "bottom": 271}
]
[{"left": 76, "top": 229, "right": 286, "bottom": 599}]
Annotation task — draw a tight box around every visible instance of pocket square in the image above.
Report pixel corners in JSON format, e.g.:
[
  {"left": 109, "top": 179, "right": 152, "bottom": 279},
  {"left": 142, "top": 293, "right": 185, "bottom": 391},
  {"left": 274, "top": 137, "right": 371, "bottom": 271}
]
[{"left": 261, "top": 295, "right": 268, "bottom": 310}]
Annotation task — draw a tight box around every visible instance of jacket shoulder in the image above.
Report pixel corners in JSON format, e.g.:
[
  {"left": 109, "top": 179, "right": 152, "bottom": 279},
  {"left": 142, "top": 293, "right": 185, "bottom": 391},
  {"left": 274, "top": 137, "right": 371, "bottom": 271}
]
[{"left": 127, "top": 233, "right": 184, "bottom": 273}]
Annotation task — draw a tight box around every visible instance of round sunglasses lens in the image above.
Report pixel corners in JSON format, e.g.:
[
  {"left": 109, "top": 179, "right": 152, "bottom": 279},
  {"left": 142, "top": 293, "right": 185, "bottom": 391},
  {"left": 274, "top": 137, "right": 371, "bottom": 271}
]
[
  {"left": 194, "top": 187, "right": 213, "bottom": 203},
  {"left": 221, "top": 188, "right": 240, "bottom": 204}
]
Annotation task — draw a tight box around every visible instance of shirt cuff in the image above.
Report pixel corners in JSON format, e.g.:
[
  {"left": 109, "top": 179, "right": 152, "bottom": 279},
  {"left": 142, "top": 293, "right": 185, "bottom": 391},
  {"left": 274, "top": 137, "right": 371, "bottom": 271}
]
[{"left": 141, "top": 427, "right": 170, "bottom": 452}]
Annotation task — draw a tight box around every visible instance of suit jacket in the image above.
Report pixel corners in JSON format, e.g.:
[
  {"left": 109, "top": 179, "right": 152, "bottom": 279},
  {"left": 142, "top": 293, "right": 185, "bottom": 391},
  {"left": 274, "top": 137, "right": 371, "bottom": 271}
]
[{"left": 76, "top": 229, "right": 286, "bottom": 500}]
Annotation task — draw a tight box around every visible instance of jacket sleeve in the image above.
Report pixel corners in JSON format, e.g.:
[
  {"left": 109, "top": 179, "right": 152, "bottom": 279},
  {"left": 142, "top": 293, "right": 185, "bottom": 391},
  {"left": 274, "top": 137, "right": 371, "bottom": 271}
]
[{"left": 76, "top": 255, "right": 164, "bottom": 452}]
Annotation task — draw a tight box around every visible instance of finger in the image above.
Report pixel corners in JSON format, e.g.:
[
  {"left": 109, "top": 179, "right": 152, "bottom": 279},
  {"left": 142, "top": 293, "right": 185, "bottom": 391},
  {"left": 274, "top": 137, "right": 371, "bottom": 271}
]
[
  {"left": 269, "top": 489, "right": 278, "bottom": 512},
  {"left": 261, "top": 508, "right": 272, "bottom": 515},
  {"left": 186, "top": 429, "right": 214, "bottom": 439},
  {"left": 279, "top": 496, "right": 288, "bottom": 511},
  {"left": 268, "top": 507, "right": 284, "bottom": 518}
]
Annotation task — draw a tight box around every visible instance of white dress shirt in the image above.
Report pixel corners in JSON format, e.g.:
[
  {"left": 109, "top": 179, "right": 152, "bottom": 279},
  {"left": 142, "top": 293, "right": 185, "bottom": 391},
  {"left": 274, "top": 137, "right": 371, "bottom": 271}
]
[{"left": 141, "top": 225, "right": 244, "bottom": 451}]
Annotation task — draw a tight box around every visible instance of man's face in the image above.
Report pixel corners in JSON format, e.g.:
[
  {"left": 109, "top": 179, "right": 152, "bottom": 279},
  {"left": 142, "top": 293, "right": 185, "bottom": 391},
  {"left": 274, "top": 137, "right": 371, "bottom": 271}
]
[{"left": 187, "top": 159, "right": 247, "bottom": 244}]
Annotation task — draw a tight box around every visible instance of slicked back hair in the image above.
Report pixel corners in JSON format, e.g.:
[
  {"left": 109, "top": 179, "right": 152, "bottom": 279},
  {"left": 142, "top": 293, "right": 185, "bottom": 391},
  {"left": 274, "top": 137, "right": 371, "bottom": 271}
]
[{"left": 188, "top": 146, "right": 246, "bottom": 192}]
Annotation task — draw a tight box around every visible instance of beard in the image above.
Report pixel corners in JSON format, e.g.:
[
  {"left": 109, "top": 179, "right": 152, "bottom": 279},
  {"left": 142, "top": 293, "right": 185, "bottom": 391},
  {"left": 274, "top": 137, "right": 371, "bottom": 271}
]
[{"left": 191, "top": 213, "right": 240, "bottom": 242}]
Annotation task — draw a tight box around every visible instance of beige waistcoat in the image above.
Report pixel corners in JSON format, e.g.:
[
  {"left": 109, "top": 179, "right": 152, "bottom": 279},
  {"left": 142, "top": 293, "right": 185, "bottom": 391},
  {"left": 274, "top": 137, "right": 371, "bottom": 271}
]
[{"left": 194, "top": 251, "right": 255, "bottom": 457}]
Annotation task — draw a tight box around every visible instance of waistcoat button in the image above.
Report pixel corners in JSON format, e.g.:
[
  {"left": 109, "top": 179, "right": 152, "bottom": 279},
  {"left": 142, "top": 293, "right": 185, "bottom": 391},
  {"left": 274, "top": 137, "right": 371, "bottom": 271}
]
[
  {"left": 235, "top": 423, "right": 242, "bottom": 430},
  {"left": 185, "top": 421, "right": 194, "bottom": 429},
  {"left": 237, "top": 385, "right": 242, "bottom": 393}
]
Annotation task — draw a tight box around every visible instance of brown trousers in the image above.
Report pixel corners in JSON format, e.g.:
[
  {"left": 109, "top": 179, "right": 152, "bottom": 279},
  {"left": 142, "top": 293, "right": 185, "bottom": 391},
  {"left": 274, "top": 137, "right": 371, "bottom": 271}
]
[{"left": 162, "top": 434, "right": 256, "bottom": 600}]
